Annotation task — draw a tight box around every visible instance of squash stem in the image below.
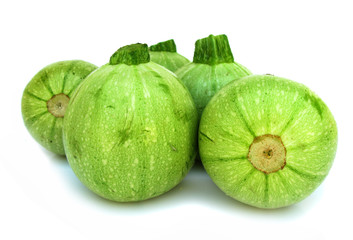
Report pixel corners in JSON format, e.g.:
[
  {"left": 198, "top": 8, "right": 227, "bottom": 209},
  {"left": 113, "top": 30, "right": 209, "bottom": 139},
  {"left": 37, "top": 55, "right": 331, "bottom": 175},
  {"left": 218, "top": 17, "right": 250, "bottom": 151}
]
[
  {"left": 193, "top": 34, "right": 234, "bottom": 65},
  {"left": 149, "top": 39, "right": 177, "bottom": 52},
  {"left": 110, "top": 43, "right": 150, "bottom": 65}
]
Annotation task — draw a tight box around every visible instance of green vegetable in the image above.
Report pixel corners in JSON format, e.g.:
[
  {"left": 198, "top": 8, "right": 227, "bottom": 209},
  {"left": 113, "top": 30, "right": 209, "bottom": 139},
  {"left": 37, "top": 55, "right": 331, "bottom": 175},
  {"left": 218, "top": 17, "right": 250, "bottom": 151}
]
[
  {"left": 149, "top": 39, "right": 190, "bottom": 73},
  {"left": 176, "top": 34, "right": 251, "bottom": 117},
  {"left": 63, "top": 43, "right": 198, "bottom": 202},
  {"left": 21, "top": 60, "right": 97, "bottom": 155},
  {"left": 199, "top": 74, "right": 337, "bottom": 208}
]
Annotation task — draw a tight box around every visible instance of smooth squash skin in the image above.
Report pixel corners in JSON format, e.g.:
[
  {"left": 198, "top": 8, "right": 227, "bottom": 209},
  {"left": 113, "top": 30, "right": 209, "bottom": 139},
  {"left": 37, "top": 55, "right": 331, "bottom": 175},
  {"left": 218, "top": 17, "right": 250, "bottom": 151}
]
[
  {"left": 63, "top": 44, "right": 198, "bottom": 202},
  {"left": 176, "top": 34, "right": 251, "bottom": 117},
  {"left": 199, "top": 75, "right": 338, "bottom": 208},
  {"left": 149, "top": 39, "right": 190, "bottom": 73},
  {"left": 21, "top": 60, "right": 97, "bottom": 155}
]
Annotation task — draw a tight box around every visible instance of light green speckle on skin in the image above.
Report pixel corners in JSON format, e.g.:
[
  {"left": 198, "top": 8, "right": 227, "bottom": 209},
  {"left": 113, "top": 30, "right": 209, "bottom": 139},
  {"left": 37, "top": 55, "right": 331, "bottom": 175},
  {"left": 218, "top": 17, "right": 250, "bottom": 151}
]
[
  {"left": 21, "top": 60, "right": 97, "bottom": 155},
  {"left": 63, "top": 57, "right": 198, "bottom": 202},
  {"left": 199, "top": 74, "right": 337, "bottom": 209}
]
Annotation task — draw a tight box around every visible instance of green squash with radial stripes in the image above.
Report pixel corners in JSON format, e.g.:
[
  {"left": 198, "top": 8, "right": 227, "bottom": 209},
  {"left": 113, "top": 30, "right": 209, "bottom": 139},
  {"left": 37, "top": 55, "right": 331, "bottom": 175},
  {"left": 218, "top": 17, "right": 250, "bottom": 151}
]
[
  {"left": 63, "top": 44, "right": 198, "bottom": 202},
  {"left": 199, "top": 74, "right": 338, "bottom": 208},
  {"left": 149, "top": 39, "right": 190, "bottom": 73},
  {"left": 21, "top": 60, "right": 97, "bottom": 155},
  {"left": 176, "top": 34, "right": 251, "bottom": 117}
]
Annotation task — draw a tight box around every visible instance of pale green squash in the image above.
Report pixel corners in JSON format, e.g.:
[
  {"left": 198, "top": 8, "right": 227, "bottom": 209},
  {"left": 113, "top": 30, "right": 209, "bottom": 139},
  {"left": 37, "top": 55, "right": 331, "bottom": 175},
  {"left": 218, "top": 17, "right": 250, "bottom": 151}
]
[
  {"left": 176, "top": 34, "right": 252, "bottom": 117},
  {"left": 149, "top": 39, "right": 190, "bottom": 73},
  {"left": 21, "top": 60, "right": 97, "bottom": 155},
  {"left": 199, "top": 74, "right": 338, "bottom": 208},
  {"left": 63, "top": 44, "right": 198, "bottom": 202}
]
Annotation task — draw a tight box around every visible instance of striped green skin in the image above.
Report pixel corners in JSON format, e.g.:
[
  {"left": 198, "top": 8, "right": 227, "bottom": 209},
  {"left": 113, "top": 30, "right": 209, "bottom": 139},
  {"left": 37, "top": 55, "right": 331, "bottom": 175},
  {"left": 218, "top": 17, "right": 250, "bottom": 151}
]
[
  {"left": 63, "top": 62, "right": 198, "bottom": 202},
  {"left": 21, "top": 60, "right": 97, "bottom": 155},
  {"left": 199, "top": 75, "right": 338, "bottom": 209},
  {"left": 176, "top": 62, "right": 251, "bottom": 117},
  {"left": 149, "top": 51, "right": 190, "bottom": 73}
]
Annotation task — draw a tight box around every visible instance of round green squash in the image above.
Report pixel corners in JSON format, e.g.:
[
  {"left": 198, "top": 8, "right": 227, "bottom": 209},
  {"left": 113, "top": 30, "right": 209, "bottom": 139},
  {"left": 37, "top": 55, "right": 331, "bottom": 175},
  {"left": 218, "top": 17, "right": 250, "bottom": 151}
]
[
  {"left": 21, "top": 60, "right": 97, "bottom": 155},
  {"left": 63, "top": 44, "right": 198, "bottom": 202},
  {"left": 149, "top": 39, "right": 190, "bottom": 73},
  {"left": 199, "top": 74, "right": 337, "bottom": 208},
  {"left": 176, "top": 34, "right": 252, "bottom": 117}
]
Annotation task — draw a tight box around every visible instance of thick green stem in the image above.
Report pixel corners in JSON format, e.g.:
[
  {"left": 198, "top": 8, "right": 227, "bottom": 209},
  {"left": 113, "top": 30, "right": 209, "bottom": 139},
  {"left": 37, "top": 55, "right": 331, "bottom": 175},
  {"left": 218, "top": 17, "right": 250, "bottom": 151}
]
[
  {"left": 193, "top": 34, "right": 234, "bottom": 65},
  {"left": 110, "top": 43, "right": 150, "bottom": 65},
  {"left": 149, "top": 39, "right": 177, "bottom": 52}
]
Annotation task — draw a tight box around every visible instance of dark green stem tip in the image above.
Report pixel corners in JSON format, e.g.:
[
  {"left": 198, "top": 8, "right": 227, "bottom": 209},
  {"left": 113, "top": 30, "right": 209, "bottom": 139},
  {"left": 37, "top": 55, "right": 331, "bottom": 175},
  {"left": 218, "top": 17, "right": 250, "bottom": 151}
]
[
  {"left": 149, "top": 39, "right": 177, "bottom": 52},
  {"left": 110, "top": 43, "right": 150, "bottom": 65},
  {"left": 193, "top": 34, "right": 234, "bottom": 65}
]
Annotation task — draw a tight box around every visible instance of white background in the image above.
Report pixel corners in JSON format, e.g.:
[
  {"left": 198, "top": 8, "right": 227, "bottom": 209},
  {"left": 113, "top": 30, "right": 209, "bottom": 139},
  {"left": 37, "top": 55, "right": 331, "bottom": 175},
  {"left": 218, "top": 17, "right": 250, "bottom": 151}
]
[{"left": 1, "top": 0, "right": 352, "bottom": 239}]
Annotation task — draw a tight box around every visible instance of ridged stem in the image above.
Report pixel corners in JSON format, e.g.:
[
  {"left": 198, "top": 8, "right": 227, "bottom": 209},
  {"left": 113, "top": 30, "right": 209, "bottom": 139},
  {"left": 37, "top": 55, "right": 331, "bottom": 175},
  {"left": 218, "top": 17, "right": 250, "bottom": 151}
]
[
  {"left": 149, "top": 39, "right": 177, "bottom": 52},
  {"left": 110, "top": 43, "right": 150, "bottom": 65},
  {"left": 193, "top": 34, "right": 234, "bottom": 65}
]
